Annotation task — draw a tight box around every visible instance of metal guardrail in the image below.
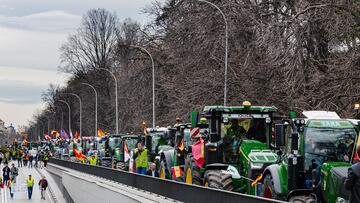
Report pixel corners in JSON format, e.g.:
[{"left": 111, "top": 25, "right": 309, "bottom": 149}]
[{"left": 49, "top": 158, "right": 285, "bottom": 203}]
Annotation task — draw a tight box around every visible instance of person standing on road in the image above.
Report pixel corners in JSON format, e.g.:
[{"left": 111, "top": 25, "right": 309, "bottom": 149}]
[
  {"left": 7, "top": 176, "right": 14, "bottom": 198},
  {"left": 133, "top": 142, "right": 148, "bottom": 175},
  {"left": 345, "top": 148, "right": 360, "bottom": 203},
  {"left": 38, "top": 175, "right": 48, "bottom": 200},
  {"left": 10, "top": 163, "right": 18, "bottom": 183},
  {"left": 28, "top": 152, "right": 34, "bottom": 168},
  {"left": 43, "top": 151, "right": 49, "bottom": 167},
  {"left": 26, "top": 174, "right": 35, "bottom": 200},
  {"left": 16, "top": 149, "right": 22, "bottom": 167},
  {"left": 3, "top": 163, "right": 10, "bottom": 185}
]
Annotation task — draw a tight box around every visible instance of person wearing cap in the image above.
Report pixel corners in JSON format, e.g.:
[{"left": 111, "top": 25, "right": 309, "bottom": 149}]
[
  {"left": 146, "top": 162, "right": 159, "bottom": 177},
  {"left": 26, "top": 174, "right": 35, "bottom": 199},
  {"left": 38, "top": 175, "right": 48, "bottom": 200}
]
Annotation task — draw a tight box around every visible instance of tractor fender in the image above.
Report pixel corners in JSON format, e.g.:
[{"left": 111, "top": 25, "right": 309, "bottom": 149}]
[
  {"left": 160, "top": 149, "right": 175, "bottom": 173},
  {"left": 263, "top": 164, "right": 286, "bottom": 195}
]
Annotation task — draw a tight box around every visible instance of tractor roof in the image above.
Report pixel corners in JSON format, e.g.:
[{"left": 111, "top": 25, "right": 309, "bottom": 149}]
[{"left": 203, "top": 105, "right": 277, "bottom": 113}]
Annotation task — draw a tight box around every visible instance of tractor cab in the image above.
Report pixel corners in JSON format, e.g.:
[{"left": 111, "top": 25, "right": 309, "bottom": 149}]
[
  {"left": 112, "top": 134, "right": 142, "bottom": 170},
  {"left": 264, "top": 111, "right": 358, "bottom": 203}
]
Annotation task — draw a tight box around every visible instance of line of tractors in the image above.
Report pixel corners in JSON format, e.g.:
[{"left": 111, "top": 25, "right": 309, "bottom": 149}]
[{"left": 62, "top": 102, "right": 360, "bottom": 203}]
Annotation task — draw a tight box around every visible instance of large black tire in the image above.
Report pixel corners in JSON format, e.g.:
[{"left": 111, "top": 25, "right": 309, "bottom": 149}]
[
  {"left": 116, "top": 162, "right": 126, "bottom": 171},
  {"left": 289, "top": 196, "right": 316, "bottom": 203},
  {"left": 204, "top": 170, "right": 233, "bottom": 191},
  {"left": 262, "top": 173, "right": 278, "bottom": 199},
  {"left": 184, "top": 158, "right": 202, "bottom": 185}
]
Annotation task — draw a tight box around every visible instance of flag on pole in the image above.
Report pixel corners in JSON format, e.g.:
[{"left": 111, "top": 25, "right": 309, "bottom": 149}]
[
  {"left": 60, "top": 129, "right": 70, "bottom": 140},
  {"left": 75, "top": 131, "right": 79, "bottom": 140},
  {"left": 98, "top": 128, "right": 105, "bottom": 137},
  {"left": 124, "top": 143, "right": 130, "bottom": 162},
  {"left": 44, "top": 134, "right": 51, "bottom": 141},
  {"left": 70, "top": 130, "right": 73, "bottom": 139},
  {"left": 51, "top": 130, "right": 59, "bottom": 137}
]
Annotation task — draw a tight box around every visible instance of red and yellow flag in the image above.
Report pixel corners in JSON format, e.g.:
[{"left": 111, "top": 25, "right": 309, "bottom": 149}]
[
  {"left": 178, "top": 139, "right": 185, "bottom": 151},
  {"left": 98, "top": 128, "right": 105, "bottom": 137},
  {"left": 171, "top": 166, "right": 183, "bottom": 179},
  {"left": 74, "top": 131, "right": 79, "bottom": 140},
  {"left": 192, "top": 138, "right": 206, "bottom": 168}
]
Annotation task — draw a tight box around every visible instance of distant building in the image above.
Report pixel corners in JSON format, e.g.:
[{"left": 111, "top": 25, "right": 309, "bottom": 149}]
[{"left": 7, "top": 123, "right": 16, "bottom": 136}]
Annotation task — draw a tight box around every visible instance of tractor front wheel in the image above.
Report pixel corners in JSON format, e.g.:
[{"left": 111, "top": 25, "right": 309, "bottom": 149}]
[
  {"left": 184, "top": 159, "right": 201, "bottom": 185},
  {"left": 159, "top": 160, "right": 170, "bottom": 179},
  {"left": 289, "top": 196, "right": 316, "bottom": 203},
  {"left": 204, "top": 170, "right": 233, "bottom": 191}
]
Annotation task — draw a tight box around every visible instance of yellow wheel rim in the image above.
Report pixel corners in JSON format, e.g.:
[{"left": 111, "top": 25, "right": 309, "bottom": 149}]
[
  {"left": 204, "top": 181, "right": 209, "bottom": 187},
  {"left": 159, "top": 167, "right": 166, "bottom": 179},
  {"left": 185, "top": 168, "right": 192, "bottom": 184}
]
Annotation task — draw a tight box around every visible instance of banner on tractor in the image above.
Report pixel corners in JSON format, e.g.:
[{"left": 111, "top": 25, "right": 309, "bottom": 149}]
[{"left": 192, "top": 138, "right": 206, "bottom": 168}]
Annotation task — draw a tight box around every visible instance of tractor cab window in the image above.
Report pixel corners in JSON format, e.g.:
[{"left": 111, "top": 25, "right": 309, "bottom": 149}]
[
  {"left": 304, "top": 124, "right": 356, "bottom": 176},
  {"left": 221, "top": 117, "right": 267, "bottom": 143},
  {"left": 109, "top": 137, "right": 120, "bottom": 149},
  {"left": 221, "top": 116, "right": 268, "bottom": 163},
  {"left": 125, "top": 138, "right": 138, "bottom": 151}
]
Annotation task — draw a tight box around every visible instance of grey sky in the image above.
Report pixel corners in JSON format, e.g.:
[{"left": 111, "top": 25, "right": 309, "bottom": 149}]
[{"left": 0, "top": 0, "right": 156, "bottom": 127}]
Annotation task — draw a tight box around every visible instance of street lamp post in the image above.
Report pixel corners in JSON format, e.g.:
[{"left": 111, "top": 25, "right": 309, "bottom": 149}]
[
  {"left": 131, "top": 45, "right": 156, "bottom": 128},
  {"left": 197, "top": 0, "right": 228, "bottom": 106},
  {"left": 58, "top": 100, "right": 71, "bottom": 137},
  {"left": 81, "top": 82, "right": 98, "bottom": 139},
  {"left": 63, "top": 93, "right": 82, "bottom": 138},
  {"left": 96, "top": 68, "right": 119, "bottom": 134}
]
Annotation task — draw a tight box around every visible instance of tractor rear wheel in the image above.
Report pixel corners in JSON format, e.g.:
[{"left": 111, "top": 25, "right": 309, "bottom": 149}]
[
  {"left": 262, "top": 173, "right": 277, "bottom": 199},
  {"left": 204, "top": 170, "right": 233, "bottom": 191}
]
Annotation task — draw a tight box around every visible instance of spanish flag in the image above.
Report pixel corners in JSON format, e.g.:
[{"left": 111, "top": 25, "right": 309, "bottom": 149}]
[
  {"left": 171, "top": 166, "right": 183, "bottom": 179},
  {"left": 98, "top": 128, "right": 105, "bottom": 137}
]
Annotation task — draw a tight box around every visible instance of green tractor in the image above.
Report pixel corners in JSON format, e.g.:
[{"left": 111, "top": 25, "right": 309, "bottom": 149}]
[
  {"left": 184, "top": 102, "right": 279, "bottom": 195},
  {"left": 261, "top": 111, "right": 358, "bottom": 203},
  {"left": 111, "top": 134, "right": 142, "bottom": 170},
  {"left": 144, "top": 127, "right": 174, "bottom": 168},
  {"left": 158, "top": 122, "right": 206, "bottom": 180}
]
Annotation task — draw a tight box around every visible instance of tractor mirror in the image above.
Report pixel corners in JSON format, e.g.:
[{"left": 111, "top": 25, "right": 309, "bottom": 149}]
[
  {"left": 274, "top": 124, "right": 286, "bottom": 147},
  {"left": 290, "top": 133, "right": 299, "bottom": 151}
]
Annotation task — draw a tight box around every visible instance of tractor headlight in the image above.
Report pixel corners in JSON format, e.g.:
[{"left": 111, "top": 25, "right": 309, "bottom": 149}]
[{"left": 250, "top": 162, "right": 264, "bottom": 170}]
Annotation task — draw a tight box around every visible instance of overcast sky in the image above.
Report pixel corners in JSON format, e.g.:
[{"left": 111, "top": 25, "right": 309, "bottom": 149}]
[{"left": 0, "top": 0, "right": 156, "bottom": 128}]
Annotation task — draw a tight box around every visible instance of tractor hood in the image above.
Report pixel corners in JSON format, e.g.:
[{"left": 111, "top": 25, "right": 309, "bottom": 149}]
[{"left": 240, "top": 140, "right": 278, "bottom": 164}]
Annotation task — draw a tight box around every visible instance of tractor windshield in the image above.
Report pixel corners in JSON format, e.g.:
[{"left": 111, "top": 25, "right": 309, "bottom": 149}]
[
  {"left": 221, "top": 116, "right": 268, "bottom": 163},
  {"left": 109, "top": 137, "right": 120, "bottom": 149},
  {"left": 124, "top": 138, "right": 138, "bottom": 150},
  {"left": 304, "top": 125, "right": 356, "bottom": 172}
]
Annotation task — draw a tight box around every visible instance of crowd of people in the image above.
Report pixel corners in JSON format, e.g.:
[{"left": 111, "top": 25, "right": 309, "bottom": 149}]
[{"left": 0, "top": 145, "right": 49, "bottom": 200}]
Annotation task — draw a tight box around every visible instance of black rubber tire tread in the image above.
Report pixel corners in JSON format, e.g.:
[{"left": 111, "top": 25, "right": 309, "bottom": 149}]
[
  {"left": 117, "top": 162, "right": 126, "bottom": 170},
  {"left": 289, "top": 196, "right": 316, "bottom": 203},
  {"left": 191, "top": 160, "right": 202, "bottom": 185},
  {"left": 205, "top": 170, "right": 234, "bottom": 191}
]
